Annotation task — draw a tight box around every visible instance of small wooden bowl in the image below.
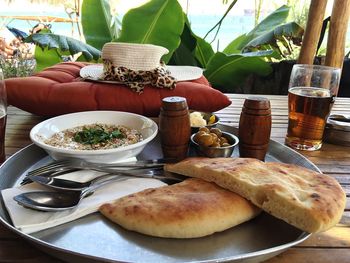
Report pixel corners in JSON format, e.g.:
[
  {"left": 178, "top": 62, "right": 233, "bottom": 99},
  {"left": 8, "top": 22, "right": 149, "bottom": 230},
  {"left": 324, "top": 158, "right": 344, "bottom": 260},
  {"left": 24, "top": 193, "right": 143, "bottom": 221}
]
[{"left": 190, "top": 131, "right": 239, "bottom": 158}]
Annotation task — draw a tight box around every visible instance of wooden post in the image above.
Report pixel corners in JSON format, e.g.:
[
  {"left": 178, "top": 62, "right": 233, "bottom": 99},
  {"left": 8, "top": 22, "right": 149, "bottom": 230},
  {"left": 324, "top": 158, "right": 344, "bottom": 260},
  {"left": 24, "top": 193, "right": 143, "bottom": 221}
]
[
  {"left": 297, "top": 0, "right": 328, "bottom": 65},
  {"left": 325, "top": 0, "right": 350, "bottom": 69}
]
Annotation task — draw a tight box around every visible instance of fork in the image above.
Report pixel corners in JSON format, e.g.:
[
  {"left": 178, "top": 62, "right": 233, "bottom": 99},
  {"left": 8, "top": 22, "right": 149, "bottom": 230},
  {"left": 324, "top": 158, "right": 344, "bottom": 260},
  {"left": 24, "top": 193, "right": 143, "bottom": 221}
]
[
  {"left": 27, "top": 160, "right": 71, "bottom": 177},
  {"left": 27, "top": 158, "right": 173, "bottom": 176},
  {"left": 21, "top": 158, "right": 174, "bottom": 185}
]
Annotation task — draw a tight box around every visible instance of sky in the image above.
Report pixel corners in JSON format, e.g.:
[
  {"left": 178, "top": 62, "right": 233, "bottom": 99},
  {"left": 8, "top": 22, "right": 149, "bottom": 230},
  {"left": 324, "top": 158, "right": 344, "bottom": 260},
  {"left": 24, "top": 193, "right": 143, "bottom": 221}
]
[
  {"left": 0, "top": 0, "right": 336, "bottom": 17},
  {"left": 0, "top": 0, "right": 292, "bottom": 14},
  {"left": 112, "top": 0, "right": 284, "bottom": 15}
]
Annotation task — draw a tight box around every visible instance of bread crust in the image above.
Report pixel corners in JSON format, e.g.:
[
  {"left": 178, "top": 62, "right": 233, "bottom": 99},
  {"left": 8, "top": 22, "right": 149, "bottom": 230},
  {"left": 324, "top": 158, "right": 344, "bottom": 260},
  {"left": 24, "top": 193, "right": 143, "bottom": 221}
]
[
  {"left": 165, "top": 157, "right": 346, "bottom": 233},
  {"left": 99, "top": 178, "right": 261, "bottom": 238}
]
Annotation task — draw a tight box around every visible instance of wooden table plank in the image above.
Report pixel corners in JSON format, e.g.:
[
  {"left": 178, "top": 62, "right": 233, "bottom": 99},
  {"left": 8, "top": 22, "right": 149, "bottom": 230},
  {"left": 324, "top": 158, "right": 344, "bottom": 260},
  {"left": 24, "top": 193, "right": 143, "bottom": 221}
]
[
  {"left": 299, "top": 226, "right": 350, "bottom": 247},
  {"left": 265, "top": 248, "right": 350, "bottom": 263}
]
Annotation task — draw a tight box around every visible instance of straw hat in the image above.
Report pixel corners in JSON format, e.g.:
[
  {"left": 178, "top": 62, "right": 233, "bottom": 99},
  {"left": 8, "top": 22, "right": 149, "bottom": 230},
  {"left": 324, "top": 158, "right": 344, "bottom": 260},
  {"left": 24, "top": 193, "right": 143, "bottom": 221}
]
[
  {"left": 101, "top": 42, "right": 169, "bottom": 71},
  {"left": 80, "top": 42, "right": 203, "bottom": 93},
  {"left": 99, "top": 42, "right": 203, "bottom": 81}
]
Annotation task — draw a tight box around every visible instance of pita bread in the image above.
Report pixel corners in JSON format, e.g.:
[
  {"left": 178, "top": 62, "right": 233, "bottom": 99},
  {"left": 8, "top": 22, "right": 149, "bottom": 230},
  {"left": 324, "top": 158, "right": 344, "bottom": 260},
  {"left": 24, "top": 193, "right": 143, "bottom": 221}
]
[
  {"left": 165, "top": 157, "right": 346, "bottom": 233},
  {"left": 99, "top": 178, "right": 260, "bottom": 238}
]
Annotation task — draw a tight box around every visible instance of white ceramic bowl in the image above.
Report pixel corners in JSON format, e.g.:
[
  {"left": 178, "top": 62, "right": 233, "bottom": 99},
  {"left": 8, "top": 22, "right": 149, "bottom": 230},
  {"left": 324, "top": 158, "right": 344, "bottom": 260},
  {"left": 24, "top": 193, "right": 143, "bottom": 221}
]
[{"left": 30, "top": 111, "right": 158, "bottom": 163}]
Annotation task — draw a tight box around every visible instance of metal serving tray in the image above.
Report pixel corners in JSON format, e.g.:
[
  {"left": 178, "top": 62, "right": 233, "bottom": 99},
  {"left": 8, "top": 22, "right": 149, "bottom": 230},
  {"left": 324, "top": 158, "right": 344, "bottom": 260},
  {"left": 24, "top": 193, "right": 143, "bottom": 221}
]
[{"left": 0, "top": 125, "right": 317, "bottom": 263}]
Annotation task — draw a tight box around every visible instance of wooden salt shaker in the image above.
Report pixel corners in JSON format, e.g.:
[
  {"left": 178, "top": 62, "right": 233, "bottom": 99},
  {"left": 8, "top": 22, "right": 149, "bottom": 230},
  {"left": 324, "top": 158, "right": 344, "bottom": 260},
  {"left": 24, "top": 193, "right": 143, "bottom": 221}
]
[
  {"left": 238, "top": 97, "right": 271, "bottom": 161},
  {"left": 159, "top": 97, "right": 191, "bottom": 160}
]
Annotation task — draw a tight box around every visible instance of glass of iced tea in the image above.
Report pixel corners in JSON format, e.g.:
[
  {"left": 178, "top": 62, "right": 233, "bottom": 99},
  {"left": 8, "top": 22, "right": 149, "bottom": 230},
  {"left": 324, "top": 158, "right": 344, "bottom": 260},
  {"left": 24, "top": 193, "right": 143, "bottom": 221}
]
[
  {"left": 285, "top": 64, "right": 341, "bottom": 151},
  {"left": 0, "top": 70, "right": 7, "bottom": 162}
]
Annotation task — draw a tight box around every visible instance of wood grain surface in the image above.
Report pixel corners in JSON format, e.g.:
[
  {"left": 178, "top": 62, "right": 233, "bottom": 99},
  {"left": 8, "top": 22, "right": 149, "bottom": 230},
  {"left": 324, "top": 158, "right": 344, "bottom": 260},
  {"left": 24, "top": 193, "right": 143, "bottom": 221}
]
[
  {"left": 0, "top": 94, "right": 349, "bottom": 262},
  {"left": 238, "top": 97, "right": 271, "bottom": 160}
]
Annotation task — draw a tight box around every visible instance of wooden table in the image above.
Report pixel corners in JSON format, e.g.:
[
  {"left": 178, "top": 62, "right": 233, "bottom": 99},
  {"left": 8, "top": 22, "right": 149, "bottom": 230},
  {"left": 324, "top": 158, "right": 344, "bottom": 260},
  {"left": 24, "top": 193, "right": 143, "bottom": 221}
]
[{"left": 0, "top": 94, "right": 349, "bottom": 262}]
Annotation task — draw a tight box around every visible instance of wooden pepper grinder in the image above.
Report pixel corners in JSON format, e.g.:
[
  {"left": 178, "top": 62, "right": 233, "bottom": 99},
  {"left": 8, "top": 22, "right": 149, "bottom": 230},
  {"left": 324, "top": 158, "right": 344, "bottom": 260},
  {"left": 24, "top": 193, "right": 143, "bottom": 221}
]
[
  {"left": 159, "top": 97, "right": 191, "bottom": 160},
  {"left": 238, "top": 97, "right": 271, "bottom": 161}
]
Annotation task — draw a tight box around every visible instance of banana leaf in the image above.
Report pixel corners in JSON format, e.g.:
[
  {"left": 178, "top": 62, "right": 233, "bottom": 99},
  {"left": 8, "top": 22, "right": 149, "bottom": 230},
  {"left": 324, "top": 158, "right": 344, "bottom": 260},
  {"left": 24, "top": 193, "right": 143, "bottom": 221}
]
[
  {"left": 25, "top": 33, "right": 101, "bottom": 61},
  {"left": 243, "top": 22, "right": 304, "bottom": 56},
  {"left": 117, "top": 0, "right": 184, "bottom": 63},
  {"left": 194, "top": 35, "right": 214, "bottom": 68},
  {"left": 204, "top": 51, "right": 273, "bottom": 93},
  {"left": 168, "top": 20, "right": 200, "bottom": 66},
  {"left": 33, "top": 46, "right": 62, "bottom": 72},
  {"left": 169, "top": 16, "right": 214, "bottom": 68},
  {"left": 81, "top": 0, "right": 116, "bottom": 50},
  {"left": 224, "top": 5, "right": 290, "bottom": 51},
  {"left": 247, "top": 5, "right": 290, "bottom": 38},
  {"left": 223, "top": 34, "right": 246, "bottom": 54}
]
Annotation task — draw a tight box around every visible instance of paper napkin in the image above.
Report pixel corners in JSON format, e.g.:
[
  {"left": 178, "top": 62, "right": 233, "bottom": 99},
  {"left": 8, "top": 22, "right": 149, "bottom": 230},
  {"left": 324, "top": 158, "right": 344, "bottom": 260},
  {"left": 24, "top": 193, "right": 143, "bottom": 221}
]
[{"left": 1, "top": 169, "right": 167, "bottom": 234}]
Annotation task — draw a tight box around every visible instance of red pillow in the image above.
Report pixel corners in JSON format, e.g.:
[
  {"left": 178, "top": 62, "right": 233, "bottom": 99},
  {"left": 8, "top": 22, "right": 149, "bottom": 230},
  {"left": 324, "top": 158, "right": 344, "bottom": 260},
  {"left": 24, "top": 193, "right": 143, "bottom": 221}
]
[{"left": 5, "top": 62, "right": 231, "bottom": 117}]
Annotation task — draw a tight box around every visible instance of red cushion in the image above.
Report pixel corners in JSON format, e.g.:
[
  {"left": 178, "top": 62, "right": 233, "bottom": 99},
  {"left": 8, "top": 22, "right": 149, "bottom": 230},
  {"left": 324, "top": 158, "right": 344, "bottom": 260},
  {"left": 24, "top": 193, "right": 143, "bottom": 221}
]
[{"left": 5, "top": 62, "right": 231, "bottom": 117}]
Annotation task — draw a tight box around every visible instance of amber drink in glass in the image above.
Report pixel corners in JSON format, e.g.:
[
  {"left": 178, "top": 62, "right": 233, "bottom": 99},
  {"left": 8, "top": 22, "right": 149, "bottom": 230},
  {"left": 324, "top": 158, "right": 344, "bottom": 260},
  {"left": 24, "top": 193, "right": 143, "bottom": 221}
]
[{"left": 285, "top": 64, "right": 341, "bottom": 151}]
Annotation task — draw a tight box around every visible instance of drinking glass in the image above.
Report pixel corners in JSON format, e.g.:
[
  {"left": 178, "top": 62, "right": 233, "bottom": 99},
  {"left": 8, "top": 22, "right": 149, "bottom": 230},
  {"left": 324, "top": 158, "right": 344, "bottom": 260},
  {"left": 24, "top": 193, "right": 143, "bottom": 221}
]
[
  {"left": 0, "top": 69, "right": 7, "bottom": 162},
  {"left": 285, "top": 64, "right": 341, "bottom": 151}
]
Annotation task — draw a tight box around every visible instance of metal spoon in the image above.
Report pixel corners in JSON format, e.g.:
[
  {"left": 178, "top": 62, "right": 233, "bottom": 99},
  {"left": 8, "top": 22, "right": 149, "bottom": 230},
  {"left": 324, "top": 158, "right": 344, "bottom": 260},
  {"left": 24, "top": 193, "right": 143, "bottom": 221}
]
[
  {"left": 14, "top": 172, "right": 186, "bottom": 212},
  {"left": 13, "top": 176, "right": 130, "bottom": 212},
  {"left": 27, "top": 174, "right": 99, "bottom": 191},
  {"left": 14, "top": 190, "right": 85, "bottom": 212}
]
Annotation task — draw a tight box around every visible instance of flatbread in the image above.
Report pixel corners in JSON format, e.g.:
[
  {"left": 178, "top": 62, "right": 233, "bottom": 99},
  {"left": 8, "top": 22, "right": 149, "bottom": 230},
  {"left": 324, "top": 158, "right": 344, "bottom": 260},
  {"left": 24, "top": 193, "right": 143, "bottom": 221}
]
[
  {"left": 99, "top": 178, "right": 261, "bottom": 238},
  {"left": 165, "top": 157, "right": 346, "bottom": 233}
]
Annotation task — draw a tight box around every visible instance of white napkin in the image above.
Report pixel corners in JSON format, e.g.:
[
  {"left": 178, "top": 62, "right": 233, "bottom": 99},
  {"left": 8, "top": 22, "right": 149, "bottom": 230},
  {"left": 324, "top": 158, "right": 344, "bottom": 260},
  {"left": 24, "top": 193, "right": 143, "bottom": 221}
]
[{"left": 1, "top": 169, "right": 167, "bottom": 234}]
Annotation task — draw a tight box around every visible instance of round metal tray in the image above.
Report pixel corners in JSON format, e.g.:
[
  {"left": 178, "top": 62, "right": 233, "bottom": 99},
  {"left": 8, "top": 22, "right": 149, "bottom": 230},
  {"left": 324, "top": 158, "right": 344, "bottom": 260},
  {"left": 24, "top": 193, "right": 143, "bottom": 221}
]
[{"left": 0, "top": 125, "right": 316, "bottom": 263}]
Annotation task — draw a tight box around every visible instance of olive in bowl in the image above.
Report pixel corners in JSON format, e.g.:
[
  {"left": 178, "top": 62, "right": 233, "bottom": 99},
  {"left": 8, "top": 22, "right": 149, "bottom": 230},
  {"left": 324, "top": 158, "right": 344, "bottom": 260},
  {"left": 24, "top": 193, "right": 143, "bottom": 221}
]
[
  {"left": 191, "top": 127, "right": 239, "bottom": 158},
  {"left": 189, "top": 111, "right": 220, "bottom": 133}
]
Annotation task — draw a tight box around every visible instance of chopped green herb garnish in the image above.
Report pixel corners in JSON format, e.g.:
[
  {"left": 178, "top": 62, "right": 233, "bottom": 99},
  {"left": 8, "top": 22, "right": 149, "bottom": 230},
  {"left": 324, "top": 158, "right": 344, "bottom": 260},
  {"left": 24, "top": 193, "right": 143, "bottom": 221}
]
[{"left": 73, "top": 126, "right": 125, "bottom": 145}]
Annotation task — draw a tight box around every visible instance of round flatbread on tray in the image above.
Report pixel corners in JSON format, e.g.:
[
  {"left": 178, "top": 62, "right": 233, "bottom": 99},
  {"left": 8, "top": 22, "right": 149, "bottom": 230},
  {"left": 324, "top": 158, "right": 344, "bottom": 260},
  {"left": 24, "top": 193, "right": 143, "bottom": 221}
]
[
  {"left": 99, "top": 178, "right": 261, "bottom": 238},
  {"left": 164, "top": 157, "right": 346, "bottom": 233}
]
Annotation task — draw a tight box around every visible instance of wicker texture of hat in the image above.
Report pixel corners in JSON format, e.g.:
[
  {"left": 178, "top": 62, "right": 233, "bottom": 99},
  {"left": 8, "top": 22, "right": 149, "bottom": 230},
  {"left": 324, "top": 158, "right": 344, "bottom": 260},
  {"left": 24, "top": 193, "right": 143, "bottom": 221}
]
[{"left": 101, "top": 43, "right": 168, "bottom": 71}]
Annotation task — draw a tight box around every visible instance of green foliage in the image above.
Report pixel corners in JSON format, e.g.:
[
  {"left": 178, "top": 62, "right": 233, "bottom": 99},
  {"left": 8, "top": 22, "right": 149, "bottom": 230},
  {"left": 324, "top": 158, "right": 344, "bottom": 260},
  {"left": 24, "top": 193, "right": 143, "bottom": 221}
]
[
  {"left": 243, "top": 22, "right": 304, "bottom": 58},
  {"left": 168, "top": 21, "right": 199, "bottom": 66},
  {"left": 24, "top": 1, "right": 304, "bottom": 94},
  {"left": 74, "top": 126, "right": 124, "bottom": 146},
  {"left": 0, "top": 56, "right": 36, "bottom": 78},
  {"left": 33, "top": 46, "right": 62, "bottom": 72},
  {"left": 225, "top": 5, "right": 291, "bottom": 52},
  {"left": 24, "top": 0, "right": 145, "bottom": 71},
  {"left": 244, "top": 5, "right": 290, "bottom": 42},
  {"left": 113, "top": 0, "right": 273, "bottom": 92},
  {"left": 117, "top": 0, "right": 184, "bottom": 63},
  {"left": 25, "top": 33, "right": 101, "bottom": 62},
  {"left": 223, "top": 34, "right": 247, "bottom": 54},
  {"left": 194, "top": 35, "right": 215, "bottom": 68},
  {"left": 168, "top": 18, "right": 214, "bottom": 68},
  {"left": 81, "top": 0, "right": 118, "bottom": 50},
  {"left": 204, "top": 51, "right": 273, "bottom": 92}
]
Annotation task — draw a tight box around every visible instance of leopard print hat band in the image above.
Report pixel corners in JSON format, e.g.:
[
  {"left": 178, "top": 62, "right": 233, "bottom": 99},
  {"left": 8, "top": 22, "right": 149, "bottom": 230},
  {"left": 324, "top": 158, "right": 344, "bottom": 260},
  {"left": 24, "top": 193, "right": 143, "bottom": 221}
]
[{"left": 102, "top": 59, "right": 176, "bottom": 94}]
